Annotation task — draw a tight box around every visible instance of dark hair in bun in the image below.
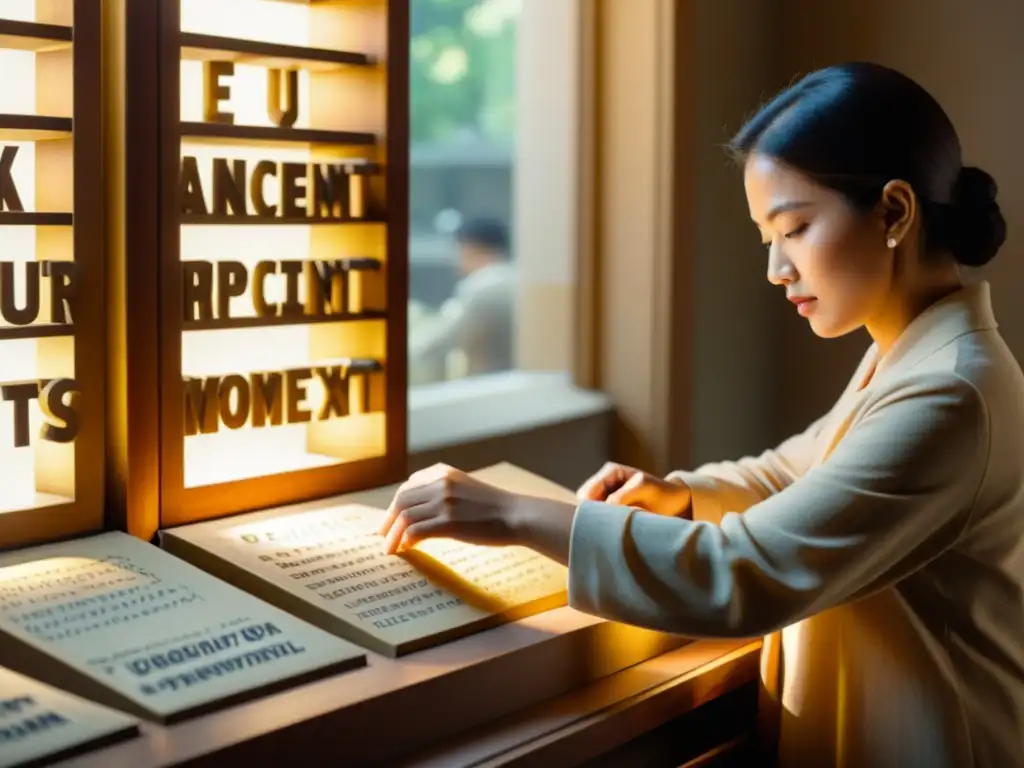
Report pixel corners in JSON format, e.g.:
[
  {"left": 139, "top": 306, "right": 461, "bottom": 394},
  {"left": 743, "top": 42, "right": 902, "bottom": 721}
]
[
  {"left": 940, "top": 166, "right": 1007, "bottom": 266},
  {"left": 729, "top": 62, "right": 1007, "bottom": 267}
]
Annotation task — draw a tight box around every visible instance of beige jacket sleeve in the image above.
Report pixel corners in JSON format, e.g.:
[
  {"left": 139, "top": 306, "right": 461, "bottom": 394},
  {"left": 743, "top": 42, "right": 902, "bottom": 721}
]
[
  {"left": 567, "top": 373, "right": 989, "bottom": 638},
  {"left": 667, "top": 412, "right": 830, "bottom": 524}
]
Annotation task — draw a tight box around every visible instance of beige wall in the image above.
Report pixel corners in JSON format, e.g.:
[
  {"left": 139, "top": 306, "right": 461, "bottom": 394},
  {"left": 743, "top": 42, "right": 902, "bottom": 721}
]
[
  {"left": 772, "top": 0, "right": 1024, "bottom": 433},
  {"left": 687, "top": 0, "right": 786, "bottom": 465},
  {"left": 593, "top": 0, "right": 789, "bottom": 474},
  {"left": 595, "top": 0, "right": 1023, "bottom": 472}
]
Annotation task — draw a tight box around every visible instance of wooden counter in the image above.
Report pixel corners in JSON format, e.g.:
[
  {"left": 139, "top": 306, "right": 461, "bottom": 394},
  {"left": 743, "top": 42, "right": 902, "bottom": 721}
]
[{"left": 49, "top": 628, "right": 759, "bottom": 767}]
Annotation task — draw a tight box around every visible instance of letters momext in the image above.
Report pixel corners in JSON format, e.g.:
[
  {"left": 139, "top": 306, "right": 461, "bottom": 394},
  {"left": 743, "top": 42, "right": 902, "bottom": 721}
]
[{"left": 183, "top": 359, "right": 384, "bottom": 436}]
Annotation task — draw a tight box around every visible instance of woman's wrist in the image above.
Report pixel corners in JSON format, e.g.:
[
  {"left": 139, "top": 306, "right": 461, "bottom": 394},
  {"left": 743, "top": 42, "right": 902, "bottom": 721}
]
[{"left": 506, "top": 493, "right": 577, "bottom": 566}]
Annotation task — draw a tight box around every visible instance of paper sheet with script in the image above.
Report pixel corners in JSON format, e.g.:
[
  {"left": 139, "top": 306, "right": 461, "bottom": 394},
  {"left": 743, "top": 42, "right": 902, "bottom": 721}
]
[
  {"left": 0, "top": 666, "right": 138, "bottom": 768},
  {"left": 162, "top": 464, "right": 574, "bottom": 655},
  {"left": 0, "top": 532, "right": 366, "bottom": 722}
]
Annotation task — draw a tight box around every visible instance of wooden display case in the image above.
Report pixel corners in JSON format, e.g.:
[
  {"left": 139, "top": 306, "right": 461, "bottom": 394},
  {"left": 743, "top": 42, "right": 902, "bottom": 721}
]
[
  {"left": 0, "top": 0, "right": 103, "bottom": 551},
  {"left": 111, "top": 0, "right": 409, "bottom": 540}
]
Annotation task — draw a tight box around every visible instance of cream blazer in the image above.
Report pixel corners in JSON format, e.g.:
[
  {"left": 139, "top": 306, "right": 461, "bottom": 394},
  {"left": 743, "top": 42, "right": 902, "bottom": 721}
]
[{"left": 568, "top": 282, "right": 1024, "bottom": 767}]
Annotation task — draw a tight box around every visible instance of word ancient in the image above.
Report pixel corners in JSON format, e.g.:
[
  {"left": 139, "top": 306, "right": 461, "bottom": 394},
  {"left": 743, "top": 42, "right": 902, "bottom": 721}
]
[
  {"left": 183, "top": 360, "right": 384, "bottom": 436},
  {"left": 180, "top": 155, "right": 373, "bottom": 221}
]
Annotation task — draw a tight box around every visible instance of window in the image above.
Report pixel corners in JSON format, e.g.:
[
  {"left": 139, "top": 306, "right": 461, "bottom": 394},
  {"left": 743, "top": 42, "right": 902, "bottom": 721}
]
[{"left": 407, "top": 0, "right": 591, "bottom": 455}]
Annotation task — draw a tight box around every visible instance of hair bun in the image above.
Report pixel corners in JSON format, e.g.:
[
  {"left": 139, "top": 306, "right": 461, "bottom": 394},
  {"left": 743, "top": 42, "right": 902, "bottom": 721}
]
[{"left": 947, "top": 166, "right": 1007, "bottom": 267}]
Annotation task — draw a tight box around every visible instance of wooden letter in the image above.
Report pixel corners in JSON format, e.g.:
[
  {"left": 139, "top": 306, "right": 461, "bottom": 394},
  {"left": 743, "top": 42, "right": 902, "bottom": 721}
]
[
  {"left": 266, "top": 69, "right": 298, "bottom": 128},
  {"left": 250, "top": 372, "right": 283, "bottom": 427},
  {"left": 183, "top": 376, "right": 220, "bottom": 436},
  {"left": 285, "top": 368, "right": 312, "bottom": 424},
  {"left": 39, "top": 378, "right": 79, "bottom": 442},
  {"left": 305, "top": 260, "right": 345, "bottom": 316},
  {"left": 0, "top": 262, "right": 40, "bottom": 325},
  {"left": 252, "top": 261, "right": 278, "bottom": 317},
  {"left": 218, "top": 374, "right": 250, "bottom": 430},
  {"left": 216, "top": 261, "right": 248, "bottom": 319},
  {"left": 349, "top": 172, "right": 366, "bottom": 219},
  {"left": 203, "top": 61, "right": 235, "bottom": 124},
  {"left": 42, "top": 261, "right": 79, "bottom": 325},
  {"left": 280, "top": 162, "right": 306, "bottom": 219},
  {"left": 1, "top": 381, "right": 37, "bottom": 448},
  {"left": 312, "top": 164, "right": 346, "bottom": 220},
  {"left": 314, "top": 366, "right": 347, "bottom": 420},
  {"left": 0, "top": 146, "right": 24, "bottom": 212},
  {"left": 180, "top": 156, "right": 208, "bottom": 216},
  {"left": 182, "top": 261, "right": 214, "bottom": 322},
  {"left": 250, "top": 160, "right": 277, "bottom": 218},
  {"left": 212, "top": 158, "right": 247, "bottom": 216},
  {"left": 347, "top": 360, "right": 385, "bottom": 414},
  {"left": 279, "top": 260, "right": 304, "bottom": 318}
]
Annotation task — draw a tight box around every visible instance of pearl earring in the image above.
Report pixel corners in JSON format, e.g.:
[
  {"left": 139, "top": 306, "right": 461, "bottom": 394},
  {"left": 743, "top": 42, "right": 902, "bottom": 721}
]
[{"left": 886, "top": 237, "right": 898, "bottom": 249}]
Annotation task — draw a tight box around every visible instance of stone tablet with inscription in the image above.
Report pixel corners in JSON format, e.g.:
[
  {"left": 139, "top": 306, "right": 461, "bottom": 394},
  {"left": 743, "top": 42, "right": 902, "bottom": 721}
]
[
  {"left": 0, "top": 666, "right": 138, "bottom": 768},
  {"left": 0, "top": 533, "right": 366, "bottom": 723},
  {"left": 162, "top": 464, "right": 575, "bottom": 656}
]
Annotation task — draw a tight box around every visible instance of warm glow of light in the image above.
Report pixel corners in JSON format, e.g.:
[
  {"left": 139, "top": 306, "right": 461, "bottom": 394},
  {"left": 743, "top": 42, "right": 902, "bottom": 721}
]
[
  {"left": 0, "top": 31, "right": 72, "bottom": 515},
  {"left": 0, "top": 0, "right": 35, "bottom": 24},
  {"left": 179, "top": 2, "right": 388, "bottom": 488},
  {"left": 180, "top": 0, "right": 312, "bottom": 46},
  {"left": 0, "top": 556, "right": 154, "bottom": 604}
]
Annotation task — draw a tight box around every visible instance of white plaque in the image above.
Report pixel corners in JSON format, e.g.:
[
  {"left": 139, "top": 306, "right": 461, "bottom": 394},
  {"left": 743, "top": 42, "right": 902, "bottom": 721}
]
[
  {"left": 163, "top": 464, "right": 575, "bottom": 656},
  {"left": 0, "top": 532, "right": 367, "bottom": 723},
  {"left": 0, "top": 665, "right": 138, "bottom": 768}
]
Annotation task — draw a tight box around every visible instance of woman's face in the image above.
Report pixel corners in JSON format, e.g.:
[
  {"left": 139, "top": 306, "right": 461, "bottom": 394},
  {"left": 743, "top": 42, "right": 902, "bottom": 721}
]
[{"left": 743, "top": 152, "right": 894, "bottom": 338}]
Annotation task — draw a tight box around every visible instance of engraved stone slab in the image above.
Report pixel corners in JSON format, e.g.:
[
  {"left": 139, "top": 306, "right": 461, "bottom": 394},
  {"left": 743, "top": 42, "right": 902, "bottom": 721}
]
[
  {"left": 0, "top": 666, "right": 138, "bottom": 768},
  {"left": 0, "top": 532, "right": 366, "bottom": 723},
  {"left": 162, "top": 464, "right": 576, "bottom": 656}
]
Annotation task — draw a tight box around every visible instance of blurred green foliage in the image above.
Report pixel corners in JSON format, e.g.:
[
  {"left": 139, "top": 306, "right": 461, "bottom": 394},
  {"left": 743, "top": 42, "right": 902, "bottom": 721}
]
[{"left": 410, "top": 0, "right": 518, "bottom": 144}]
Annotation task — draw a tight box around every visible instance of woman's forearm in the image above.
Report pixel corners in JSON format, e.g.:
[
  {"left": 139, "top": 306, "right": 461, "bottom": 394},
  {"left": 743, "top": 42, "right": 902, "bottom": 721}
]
[{"left": 509, "top": 495, "right": 578, "bottom": 566}]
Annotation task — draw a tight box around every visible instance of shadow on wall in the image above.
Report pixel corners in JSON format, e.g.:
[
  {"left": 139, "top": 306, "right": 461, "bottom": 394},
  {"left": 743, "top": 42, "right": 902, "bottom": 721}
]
[{"left": 771, "top": 0, "right": 1024, "bottom": 435}]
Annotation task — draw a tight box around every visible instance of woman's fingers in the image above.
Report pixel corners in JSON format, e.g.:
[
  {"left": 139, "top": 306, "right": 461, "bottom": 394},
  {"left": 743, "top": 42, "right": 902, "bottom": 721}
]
[
  {"left": 382, "top": 501, "right": 438, "bottom": 554},
  {"left": 605, "top": 472, "right": 652, "bottom": 506},
  {"left": 577, "top": 463, "right": 633, "bottom": 501},
  {"left": 379, "top": 464, "right": 453, "bottom": 536},
  {"left": 399, "top": 516, "right": 455, "bottom": 551}
]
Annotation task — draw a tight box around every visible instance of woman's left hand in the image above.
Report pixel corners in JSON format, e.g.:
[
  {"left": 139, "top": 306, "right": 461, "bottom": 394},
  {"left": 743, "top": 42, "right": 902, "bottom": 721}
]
[{"left": 378, "top": 464, "right": 522, "bottom": 555}]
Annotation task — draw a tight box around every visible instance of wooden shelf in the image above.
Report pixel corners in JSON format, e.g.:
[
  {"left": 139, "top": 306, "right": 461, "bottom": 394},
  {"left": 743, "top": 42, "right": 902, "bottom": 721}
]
[
  {"left": 0, "top": 19, "right": 72, "bottom": 53},
  {"left": 183, "top": 310, "right": 386, "bottom": 332},
  {"left": 180, "top": 33, "right": 374, "bottom": 72},
  {"left": 180, "top": 122, "right": 376, "bottom": 149},
  {"left": 0, "top": 114, "right": 72, "bottom": 141},
  {"left": 181, "top": 214, "right": 385, "bottom": 226},
  {"left": 0, "top": 324, "right": 74, "bottom": 341},
  {"left": 0, "top": 211, "right": 73, "bottom": 226}
]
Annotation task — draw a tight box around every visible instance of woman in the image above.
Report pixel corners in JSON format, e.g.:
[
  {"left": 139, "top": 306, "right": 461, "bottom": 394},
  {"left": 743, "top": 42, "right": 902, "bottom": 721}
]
[{"left": 380, "top": 63, "right": 1024, "bottom": 767}]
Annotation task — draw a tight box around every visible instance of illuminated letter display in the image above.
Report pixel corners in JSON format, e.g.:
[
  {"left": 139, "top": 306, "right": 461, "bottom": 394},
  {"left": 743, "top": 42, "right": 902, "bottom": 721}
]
[
  {"left": 159, "top": 0, "right": 407, "bottom": 526},
  {"left": 0, "top": 0, "right": 104, "bottom": 549}
]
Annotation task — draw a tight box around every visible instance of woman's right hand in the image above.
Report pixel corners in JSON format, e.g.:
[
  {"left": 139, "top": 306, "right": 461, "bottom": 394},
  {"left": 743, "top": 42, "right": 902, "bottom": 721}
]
[{"left": 576, "top": 462, "right": 692, "bottom": 517}]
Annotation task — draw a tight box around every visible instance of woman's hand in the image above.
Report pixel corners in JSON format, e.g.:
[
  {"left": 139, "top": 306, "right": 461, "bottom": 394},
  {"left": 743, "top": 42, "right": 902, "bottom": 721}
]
[
  {"left": 378, "top": 464, "right": 522, "bottom": 554},
  {"left": 577, "top": 462, "right": 692, "bottom": 517},
  {"left": 378, "top": 464, "right": 578, "bottom": 564}
]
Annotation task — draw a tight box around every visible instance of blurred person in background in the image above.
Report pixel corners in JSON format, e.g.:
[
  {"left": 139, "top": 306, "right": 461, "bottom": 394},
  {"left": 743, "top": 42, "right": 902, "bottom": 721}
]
[{"left": 409, "top": 217, "right": 515, "bottom": 379}]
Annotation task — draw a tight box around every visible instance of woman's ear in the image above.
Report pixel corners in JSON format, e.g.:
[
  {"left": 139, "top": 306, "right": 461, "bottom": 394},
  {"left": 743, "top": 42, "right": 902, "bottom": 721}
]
[{"left": 879, "top": 179, "right": 917, "bottom": 246}]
